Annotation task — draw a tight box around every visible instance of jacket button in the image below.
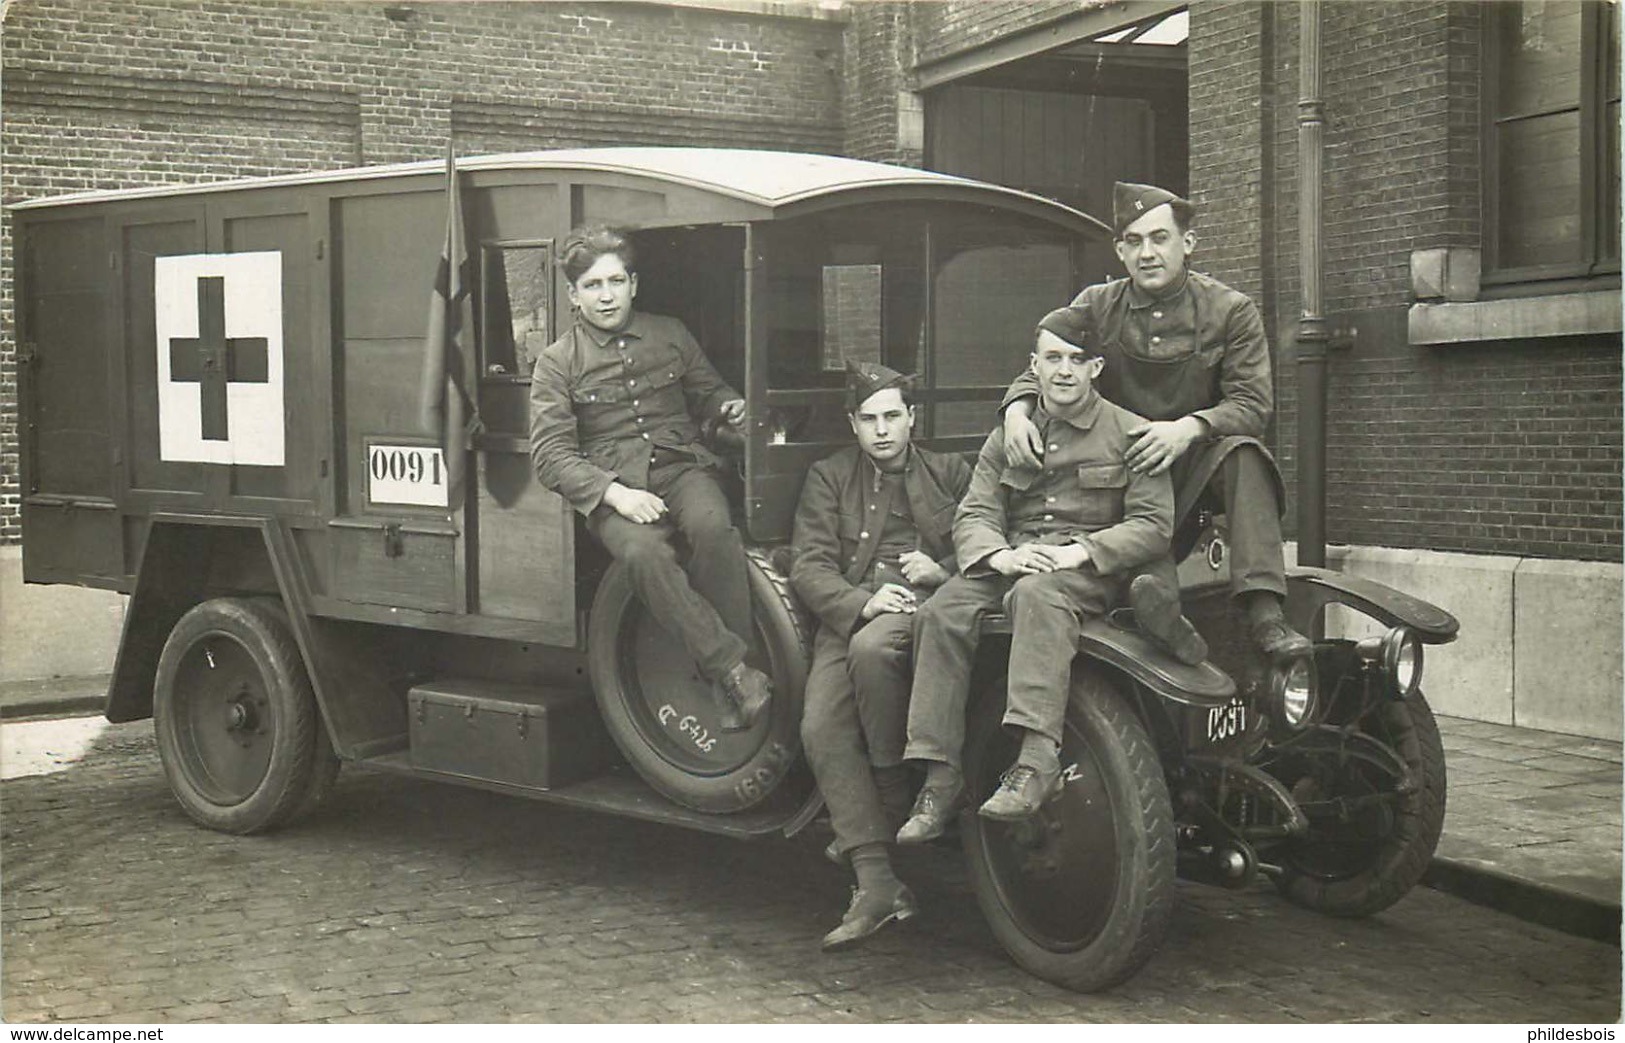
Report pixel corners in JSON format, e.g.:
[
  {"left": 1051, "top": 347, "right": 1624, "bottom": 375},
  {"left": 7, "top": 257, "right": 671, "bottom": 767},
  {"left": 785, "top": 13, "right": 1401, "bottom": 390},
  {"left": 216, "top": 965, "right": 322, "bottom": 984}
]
[
  {"left": 1044, "top": 514, "right": 1054, "bottom": 522},
  {"left": 1151, "top": 335, "right": 1162, "bottom": 345},
  {"left": 1152, "top": 310, "right": 1163, "bottom": 320},
  {"left": 859, "top": 531, "right": 869, "bottom": 539},
  {"left": 1048, "top": 444, "right": 1059, "bottom": 452},
  {"left": 632, "top": 400, "right": 639, "bottom": 407}
]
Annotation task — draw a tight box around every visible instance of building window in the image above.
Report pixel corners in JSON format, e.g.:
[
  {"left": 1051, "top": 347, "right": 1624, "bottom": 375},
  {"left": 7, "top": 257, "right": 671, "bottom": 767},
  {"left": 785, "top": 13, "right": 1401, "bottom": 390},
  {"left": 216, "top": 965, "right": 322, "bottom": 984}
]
[{"left": 1484, "top": 0, "right": 1620, "bottom": 286}]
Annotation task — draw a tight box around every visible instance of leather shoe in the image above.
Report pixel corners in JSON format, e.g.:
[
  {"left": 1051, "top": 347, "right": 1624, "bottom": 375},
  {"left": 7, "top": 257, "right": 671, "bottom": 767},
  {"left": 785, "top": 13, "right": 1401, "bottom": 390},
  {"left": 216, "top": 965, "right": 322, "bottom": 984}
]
[
  {"left": 1130, "top": 573, "right": 1208, "bottom": 665},
  {"left": 895, "top": 782, "right": 963, "bottom": 845},
  {"left": 820, "top": 884, "right": 917, "bottom": 951},
  {"left": 978, "top": 762, "right": 1064, "bottom": 821},
  {"left": 717, "top": 662, "right": 773, "bottom": 732},
  {"left": 1251, "top": 617, "right": 1312, "bottom": 661}
]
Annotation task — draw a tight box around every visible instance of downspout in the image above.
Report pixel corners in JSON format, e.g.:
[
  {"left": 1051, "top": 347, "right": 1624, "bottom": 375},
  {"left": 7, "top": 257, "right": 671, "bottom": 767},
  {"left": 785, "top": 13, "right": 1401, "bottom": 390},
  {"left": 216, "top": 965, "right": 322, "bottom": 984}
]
[{"left": 1295, "top": 0, "right": 1328, "bottom": 568}]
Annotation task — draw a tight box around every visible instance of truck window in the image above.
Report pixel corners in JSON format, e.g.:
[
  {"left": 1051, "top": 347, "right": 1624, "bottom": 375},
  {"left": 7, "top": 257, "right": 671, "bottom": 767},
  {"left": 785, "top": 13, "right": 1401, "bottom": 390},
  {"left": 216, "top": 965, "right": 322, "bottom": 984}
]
[{"left": 481, "top": 241, "right": 553, "bottom": 381}]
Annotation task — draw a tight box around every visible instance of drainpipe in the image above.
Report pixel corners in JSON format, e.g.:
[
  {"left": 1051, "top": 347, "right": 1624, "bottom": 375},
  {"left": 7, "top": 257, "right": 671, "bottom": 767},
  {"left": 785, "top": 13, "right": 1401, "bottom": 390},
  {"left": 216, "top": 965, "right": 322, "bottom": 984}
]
[{"left": 1296, "top": 0, "right": 1328, "bottom": 568}]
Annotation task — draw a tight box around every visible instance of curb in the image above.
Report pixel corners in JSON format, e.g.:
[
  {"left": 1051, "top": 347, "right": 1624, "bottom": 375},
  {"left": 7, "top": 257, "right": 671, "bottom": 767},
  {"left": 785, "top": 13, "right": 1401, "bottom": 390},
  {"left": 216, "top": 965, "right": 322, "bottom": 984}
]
[
  {"left": 0, "top": 692, "right": 106, "bottom": 722},
  {"left": 1423, "top": 856, "right": 1621, "bottom": 946}
]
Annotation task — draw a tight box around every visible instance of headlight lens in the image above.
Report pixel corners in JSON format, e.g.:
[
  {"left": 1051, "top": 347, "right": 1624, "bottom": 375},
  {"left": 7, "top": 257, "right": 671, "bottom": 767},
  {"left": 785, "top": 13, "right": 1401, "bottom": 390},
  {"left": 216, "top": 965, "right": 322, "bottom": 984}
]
[
  {"left": 1382, "top": 627, "right": 1423, "bottom": 699},
  {"left": 1275, "top": 656, "right": 1317, "bottom": 729}
]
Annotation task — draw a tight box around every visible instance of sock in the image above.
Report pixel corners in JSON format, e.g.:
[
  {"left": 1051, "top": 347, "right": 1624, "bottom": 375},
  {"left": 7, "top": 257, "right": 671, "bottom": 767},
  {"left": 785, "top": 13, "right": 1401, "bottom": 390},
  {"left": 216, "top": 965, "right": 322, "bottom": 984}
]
[
  {"left": 849, "top": 843, "right": 900, "bottom": 895},
  {"left": 1243, "top": 590, "right": 1285, "bottom": 626},
  {"left": 1018, "top": 729, "right": 1060, "bottom": 774},
  {"left": 923, "top": 761, "right": 961, "bottom": 791}
]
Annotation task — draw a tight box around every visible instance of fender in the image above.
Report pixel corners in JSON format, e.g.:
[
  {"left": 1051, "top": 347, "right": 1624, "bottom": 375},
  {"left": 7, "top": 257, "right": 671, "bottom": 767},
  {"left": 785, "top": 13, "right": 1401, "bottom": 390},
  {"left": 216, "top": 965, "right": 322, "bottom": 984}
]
[
  {"left": 1286, "top": 566, "right": 1459, "bottom": 644},
  {"left": 106, "top": 514, "right": 397, "bottom": 759},
  {"left": 979, "top": 613, "right": 1236, "bottom": 708}
]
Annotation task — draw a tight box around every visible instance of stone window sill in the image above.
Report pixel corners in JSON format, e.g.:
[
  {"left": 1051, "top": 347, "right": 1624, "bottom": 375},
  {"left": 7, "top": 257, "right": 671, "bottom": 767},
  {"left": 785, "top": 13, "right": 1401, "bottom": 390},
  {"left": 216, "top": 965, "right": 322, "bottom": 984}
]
[{"left": 1408, "top": 290, "right": 1622, "bottom": 346}]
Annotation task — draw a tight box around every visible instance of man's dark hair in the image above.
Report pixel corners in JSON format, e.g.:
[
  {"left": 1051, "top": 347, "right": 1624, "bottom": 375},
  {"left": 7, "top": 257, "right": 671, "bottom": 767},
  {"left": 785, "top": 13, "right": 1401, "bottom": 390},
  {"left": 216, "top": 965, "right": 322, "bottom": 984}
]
[{"left": 559, "top": 225, "right": 637, "bottom": 284}]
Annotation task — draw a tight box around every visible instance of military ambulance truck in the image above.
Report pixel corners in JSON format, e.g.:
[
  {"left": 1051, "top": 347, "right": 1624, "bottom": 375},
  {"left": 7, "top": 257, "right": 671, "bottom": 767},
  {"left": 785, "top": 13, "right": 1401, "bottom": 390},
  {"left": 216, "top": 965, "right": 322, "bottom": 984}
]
[{"left": 12, "top": 149, "right": 1456, "bottom": 991}]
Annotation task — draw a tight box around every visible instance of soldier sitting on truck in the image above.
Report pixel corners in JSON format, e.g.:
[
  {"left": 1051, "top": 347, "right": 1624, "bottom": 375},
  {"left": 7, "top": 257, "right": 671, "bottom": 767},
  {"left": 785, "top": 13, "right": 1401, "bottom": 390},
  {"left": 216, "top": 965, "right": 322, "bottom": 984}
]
[
  {"left": 528, "top": 225, "right": 772, "bottom": 731},
  {"left": 895, "top": 308, "right": 1175, "bottom": 838},
  {"left": 790, "top": 360, "right": 972, "bottom": 950},
  {"left": 999, "top": 181, "right": 1310, "bottom": 665}
]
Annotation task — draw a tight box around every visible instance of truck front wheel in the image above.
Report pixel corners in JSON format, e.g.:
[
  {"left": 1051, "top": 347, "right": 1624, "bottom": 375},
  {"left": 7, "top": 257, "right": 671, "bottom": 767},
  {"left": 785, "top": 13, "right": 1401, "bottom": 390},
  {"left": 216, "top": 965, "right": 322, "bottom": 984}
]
[
  {"left": 962, "top": 666, "right": 1176, "bottom": 992},
  {"left": 153, "top": 597, "right": 333, "bottom": 834}
]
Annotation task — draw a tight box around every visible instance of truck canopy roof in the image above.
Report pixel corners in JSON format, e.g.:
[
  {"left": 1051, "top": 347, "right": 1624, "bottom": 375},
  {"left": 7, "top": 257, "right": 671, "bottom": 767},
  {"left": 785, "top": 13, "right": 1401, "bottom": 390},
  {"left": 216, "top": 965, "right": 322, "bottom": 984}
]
[{"left": 10, "top": 147, "right": 1108, "bottom": 234}]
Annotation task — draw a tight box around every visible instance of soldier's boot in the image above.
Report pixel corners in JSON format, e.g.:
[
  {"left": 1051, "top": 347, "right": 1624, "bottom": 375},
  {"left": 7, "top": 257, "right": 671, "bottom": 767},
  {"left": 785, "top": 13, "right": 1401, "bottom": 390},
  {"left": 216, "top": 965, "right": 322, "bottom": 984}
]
[
  {"left": 714, "top": 661, "right": 772, "bottom": 732},
  {"left": 1245, "top": 592, "right": 1312, "bottom": 662},
  {"left": 1129, "top": 573, "right": 1208, "bottom": 665}
]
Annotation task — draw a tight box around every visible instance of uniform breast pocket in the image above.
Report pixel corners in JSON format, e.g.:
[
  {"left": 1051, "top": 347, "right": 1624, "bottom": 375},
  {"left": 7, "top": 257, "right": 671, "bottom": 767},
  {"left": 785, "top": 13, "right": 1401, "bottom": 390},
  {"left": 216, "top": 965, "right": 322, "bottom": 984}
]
[
  {"left": 571, "top": 383, "right": 623, "bottom": 406},
  {"left": 1076, "top": 463, "right": 1128, "bottom": 527}
]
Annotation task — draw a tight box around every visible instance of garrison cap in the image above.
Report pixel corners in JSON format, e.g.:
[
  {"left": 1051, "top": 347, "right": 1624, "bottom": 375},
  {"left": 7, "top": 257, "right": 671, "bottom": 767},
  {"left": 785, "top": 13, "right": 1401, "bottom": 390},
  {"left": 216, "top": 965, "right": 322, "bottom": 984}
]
[
  {"left": 845, "top": 359, "right": 913, "bottom": 411},
  {"left": 1035, "top": 306, "right": 1100, "bottom": 357},
  {"left": 1113, "top": 180, "right": 1194, "bottom": 237}
]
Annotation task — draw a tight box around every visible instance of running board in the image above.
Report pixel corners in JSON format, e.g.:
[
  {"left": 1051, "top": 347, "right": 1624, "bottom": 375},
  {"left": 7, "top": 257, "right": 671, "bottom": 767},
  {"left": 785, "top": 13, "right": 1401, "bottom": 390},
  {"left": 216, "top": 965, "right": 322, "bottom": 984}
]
[{"left": 356, "top": 751, "right": 810, "bottom": 840}]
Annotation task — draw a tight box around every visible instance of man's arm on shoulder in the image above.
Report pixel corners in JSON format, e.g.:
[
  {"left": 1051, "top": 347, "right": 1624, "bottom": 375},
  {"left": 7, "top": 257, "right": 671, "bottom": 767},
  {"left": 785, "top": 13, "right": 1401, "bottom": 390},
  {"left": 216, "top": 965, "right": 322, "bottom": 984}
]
[
  {"left": 954, "top": 431, "right": 1014, "bottom": 576},
  {"left": 1191, "top": 289, "right": 1271, "bottom": 438},
  {"left": 789, "top": 458, "right": 872, "bottom": 637},
  {"left": 529, "top": 347, "right": 616, "bottom": 516}
]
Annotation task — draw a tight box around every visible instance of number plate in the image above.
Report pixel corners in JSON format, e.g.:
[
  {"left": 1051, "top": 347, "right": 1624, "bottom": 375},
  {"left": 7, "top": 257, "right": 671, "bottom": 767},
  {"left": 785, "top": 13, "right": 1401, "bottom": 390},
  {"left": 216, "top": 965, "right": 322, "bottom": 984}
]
[
  {"left": 1205, "top": 699, "right": 1247, "bottom": 743},
  {"left": 368, "top": 443, "right": 448, "bottom": 507}
]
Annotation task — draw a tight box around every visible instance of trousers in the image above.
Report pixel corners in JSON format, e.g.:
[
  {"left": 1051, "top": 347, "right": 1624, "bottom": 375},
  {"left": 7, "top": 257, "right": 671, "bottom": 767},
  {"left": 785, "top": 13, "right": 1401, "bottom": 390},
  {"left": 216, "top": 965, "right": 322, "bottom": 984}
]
[
  {"left": 903, "top": 566, "right": 1118, "bottom": 772},
  {"left": 1173, "top": 442, "right": 1285, "bottom": 599},
  {"left": 590, "top": 463, "right": 751, "bottom": 682},
  {"left": 801, "top": 612, "right": 916, "bottom": 856}
]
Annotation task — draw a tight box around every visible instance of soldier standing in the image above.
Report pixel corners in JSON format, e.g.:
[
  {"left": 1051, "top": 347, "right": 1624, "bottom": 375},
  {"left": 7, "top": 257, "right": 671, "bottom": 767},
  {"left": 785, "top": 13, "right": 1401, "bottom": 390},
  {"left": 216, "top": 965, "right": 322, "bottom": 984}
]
[
  {"left": 529, "top": 226, "right": 771, "bottom": 731},
  {"left": 791, "top": 361, "right": 971, "bottom": 949}
]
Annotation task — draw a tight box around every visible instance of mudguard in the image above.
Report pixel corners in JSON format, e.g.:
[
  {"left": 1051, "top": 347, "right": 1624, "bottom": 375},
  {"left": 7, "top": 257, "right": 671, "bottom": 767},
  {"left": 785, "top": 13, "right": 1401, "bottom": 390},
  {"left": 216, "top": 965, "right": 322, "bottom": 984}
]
[
  {"left": 1286, "top": 565, "right": 1459, "bottom": 644},
  {"left": 980, "top": 613, "right": 1236, "bottom": 708}
]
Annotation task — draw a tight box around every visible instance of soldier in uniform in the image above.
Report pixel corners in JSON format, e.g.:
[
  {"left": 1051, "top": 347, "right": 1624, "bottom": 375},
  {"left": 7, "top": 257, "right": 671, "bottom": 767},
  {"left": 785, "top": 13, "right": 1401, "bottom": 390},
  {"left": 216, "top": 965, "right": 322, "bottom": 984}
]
[
  {"left": 1000, "top": 182, "right": 1311, "bottom": 664},
  {"left": 529, "top": 226, "right": 771, "bottom": 730},
  {"left": 790, "top": 360, "right": 972, "bottom": 950},
  {"left": 896, "top": 309, "right": 1174, "bottom": 839}
]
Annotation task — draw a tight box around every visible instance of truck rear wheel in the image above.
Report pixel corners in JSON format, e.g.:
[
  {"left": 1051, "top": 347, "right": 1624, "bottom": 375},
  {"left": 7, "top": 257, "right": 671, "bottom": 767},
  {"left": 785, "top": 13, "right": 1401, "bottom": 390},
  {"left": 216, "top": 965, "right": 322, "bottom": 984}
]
[
  {"left": 153, "top": 597, "right": 332, "bottom": 834},
  {"left": 589, "top": 548, "right": 808, "bottom": 813},
  {"left": 962, "top": 667, "right": 1176, "bottom": 992}
]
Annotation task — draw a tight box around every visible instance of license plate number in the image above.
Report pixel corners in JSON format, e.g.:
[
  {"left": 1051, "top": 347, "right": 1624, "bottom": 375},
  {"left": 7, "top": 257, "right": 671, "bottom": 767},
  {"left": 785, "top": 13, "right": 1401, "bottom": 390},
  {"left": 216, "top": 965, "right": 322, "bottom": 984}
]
[{"left": 1205, "top": 699, "right": 1247, "bottom": 743}]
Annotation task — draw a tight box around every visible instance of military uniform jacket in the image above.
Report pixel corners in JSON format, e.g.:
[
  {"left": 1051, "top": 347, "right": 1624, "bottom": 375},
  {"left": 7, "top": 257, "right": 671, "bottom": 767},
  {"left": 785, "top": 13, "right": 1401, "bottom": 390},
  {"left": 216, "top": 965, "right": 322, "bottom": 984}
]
[
  {"left": 1002, "top": 270, "right": 1272, "bottom": 438},
  {"left": 529, "top": 311, "right": 738, "bottom": 516},
  {"left": 791, "top": 445, "right": 974, "bottom": 639},
  {"left": 957, "top": 389, "right": 1173, "bottom": 578}
]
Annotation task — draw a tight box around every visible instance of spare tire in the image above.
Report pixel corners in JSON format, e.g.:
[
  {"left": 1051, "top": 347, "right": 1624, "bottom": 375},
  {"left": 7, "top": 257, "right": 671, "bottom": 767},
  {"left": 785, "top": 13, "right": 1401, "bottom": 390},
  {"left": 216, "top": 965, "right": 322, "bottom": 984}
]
[{"left": 588, "top": 547, "right": 809, "bottom": 813}]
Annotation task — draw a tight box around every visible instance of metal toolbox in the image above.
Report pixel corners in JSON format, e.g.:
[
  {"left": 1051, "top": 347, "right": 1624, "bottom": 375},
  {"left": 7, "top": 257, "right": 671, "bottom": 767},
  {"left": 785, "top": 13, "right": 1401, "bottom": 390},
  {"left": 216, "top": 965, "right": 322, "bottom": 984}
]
[{"left": 407, "top": 678, "right": 611, "bottom": 790}]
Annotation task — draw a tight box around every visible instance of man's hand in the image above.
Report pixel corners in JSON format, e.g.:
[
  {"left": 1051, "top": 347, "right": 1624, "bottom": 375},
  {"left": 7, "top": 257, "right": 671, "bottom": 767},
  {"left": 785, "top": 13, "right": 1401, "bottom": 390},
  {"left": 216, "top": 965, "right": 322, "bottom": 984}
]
[
  {"left": 988, "top": 544, "right": 1062, "bottom": 576},
  {"left": 1002, "top": 397, "right": 1045, "bottom": 469},
  {"left": 897, "top": 550, "right": 950, "bottom": 589},
  {"left": 1044, "top": 542, "right": 1091, "bottom": 571},
  {"left": 861, "top": 582, "right": 918, "bottom": 619},
  {"left": 1125, "top": 416, "right": 1207, "bottom": 475},
  {"left": 603, "top": 482, "right": 668, "bottom": 524},
  {"left": 718, "top": 398, "right": 747, "bottom": 427}
]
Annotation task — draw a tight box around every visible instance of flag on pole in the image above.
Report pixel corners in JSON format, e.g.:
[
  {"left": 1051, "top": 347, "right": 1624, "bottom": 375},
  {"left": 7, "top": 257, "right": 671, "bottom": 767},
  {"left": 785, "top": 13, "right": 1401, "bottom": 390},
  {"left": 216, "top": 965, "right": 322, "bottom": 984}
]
[{"left": 417, "top": 144, "right": 481, "bottom": 507}]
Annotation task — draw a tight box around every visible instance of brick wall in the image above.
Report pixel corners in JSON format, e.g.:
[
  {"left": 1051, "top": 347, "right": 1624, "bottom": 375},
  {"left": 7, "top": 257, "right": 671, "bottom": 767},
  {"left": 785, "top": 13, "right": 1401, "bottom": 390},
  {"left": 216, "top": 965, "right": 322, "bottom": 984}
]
[
  {"left": 1236, "top": 1, "right": 1620, "bottom": 563},
  {"left": 840, "top": 1, "right": 917, "bottom": 166},
  {"left": 0, "top": 0, "right": 844, "bottom": 544},
  {"left": 912, "top": 1, "right": 1085, "bottom": 66}
]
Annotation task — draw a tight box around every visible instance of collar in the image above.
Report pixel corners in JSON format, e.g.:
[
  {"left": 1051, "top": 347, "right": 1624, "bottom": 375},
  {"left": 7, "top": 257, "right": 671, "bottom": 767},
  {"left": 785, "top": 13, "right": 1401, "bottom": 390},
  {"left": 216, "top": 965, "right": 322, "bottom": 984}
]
[
  {"left": 862, "top": 444, "right": 914, "bottom": 492},
  {"left": 576, "top": 310, "right": 646, "bottom": 349},
  {"left": 1035, "top": 386, "right": 1103, "bottom": 434},
  {"left": 1126, "top": 269, "right": 1191, "bottom": 310}
]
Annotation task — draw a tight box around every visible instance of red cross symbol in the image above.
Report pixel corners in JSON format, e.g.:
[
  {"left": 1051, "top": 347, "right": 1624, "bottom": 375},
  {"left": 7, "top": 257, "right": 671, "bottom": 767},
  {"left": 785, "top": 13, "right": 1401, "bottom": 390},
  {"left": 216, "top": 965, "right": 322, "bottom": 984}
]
[{"left": 167, "top": 276, "right": 269, "bottom": 441}]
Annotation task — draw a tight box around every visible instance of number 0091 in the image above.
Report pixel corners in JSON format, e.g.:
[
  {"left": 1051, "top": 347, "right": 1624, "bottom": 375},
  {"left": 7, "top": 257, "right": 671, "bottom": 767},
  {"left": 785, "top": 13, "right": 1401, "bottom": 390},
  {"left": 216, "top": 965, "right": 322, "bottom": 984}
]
[{"left": 367, "top": 444, "right": 448, "bottom": 507}]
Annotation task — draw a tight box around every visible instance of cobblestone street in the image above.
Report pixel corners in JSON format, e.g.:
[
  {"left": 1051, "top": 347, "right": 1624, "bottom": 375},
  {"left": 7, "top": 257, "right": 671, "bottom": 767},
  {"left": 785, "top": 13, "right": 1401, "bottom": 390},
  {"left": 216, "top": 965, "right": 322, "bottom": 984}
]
[{"left": 2, "top": 721, "right": 1618, "bottom": 1024}]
